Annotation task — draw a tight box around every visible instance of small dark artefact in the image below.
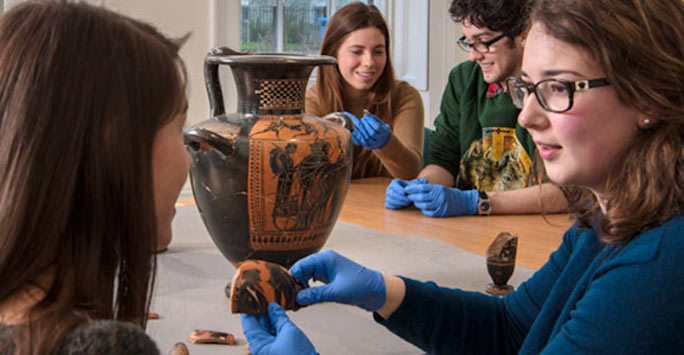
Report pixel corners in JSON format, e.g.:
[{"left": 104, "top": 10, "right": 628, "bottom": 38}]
[
  {"left": 187, "top": 330, "right": 236, "bottom": 345},
  {"left": 485, "top": 232, "right": 518, "bottom": 296},
  {"left": 230, "top": 259, "right": 305, "bottom": 314},
  {"left": 169, "top": 342, "right": 189, "bottom": 355}
]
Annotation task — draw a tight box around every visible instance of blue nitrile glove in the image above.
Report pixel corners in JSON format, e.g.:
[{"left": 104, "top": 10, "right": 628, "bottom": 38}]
[
  {"left": 404, "top": 184, "right": 479, "bottom": 217},
  {"left": 385, "top": 177, "right": 427, "bottom": 209},
  {"left": 342, "top": 111, "right": 391, "bottom": 150},
  {"left": 241, "top": 302, "right": 317, "bottom": 355},
  {"left": 289, "top": 250, "right": 386, "bottom": 312}
]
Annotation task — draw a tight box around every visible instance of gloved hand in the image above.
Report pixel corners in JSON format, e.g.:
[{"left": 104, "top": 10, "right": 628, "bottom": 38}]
[
  {"left": 404, "top": 184, "right": 479, "bottom": 217},
  {"left": 241, "top": 302, "right": 317, "bottom": 355},
  {"left": 289, "top": 250, "right": 386, "bottom": 312},
  {"left": 385, "top": 177, "right": 427, "bottom": 209},
  {"left": 342, "top": 111, "right": 391, "bottom": 150}
]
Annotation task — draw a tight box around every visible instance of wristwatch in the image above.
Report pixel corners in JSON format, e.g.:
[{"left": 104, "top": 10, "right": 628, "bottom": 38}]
[{"left": 478, "top": 191, "right": 492, "bottom": 216}]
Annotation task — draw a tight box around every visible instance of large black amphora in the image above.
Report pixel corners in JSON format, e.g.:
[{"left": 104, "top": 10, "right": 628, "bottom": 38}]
[{"left": 184, "top": 47, "right": 352, "bottom": 268}]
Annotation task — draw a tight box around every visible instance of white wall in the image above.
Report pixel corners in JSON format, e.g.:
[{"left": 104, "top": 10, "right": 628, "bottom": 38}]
[
  {"left": 90, "top": 0, "right": 213, "bottom": 126},
  {"left": 211, "top": 0, "right": 242, "bottom": 123},
  {"left": 424, "top": 0, "right": 468, "bottom": 128},
  {"left": 92, "top": 0, "right": 242, "bottom": 127}
]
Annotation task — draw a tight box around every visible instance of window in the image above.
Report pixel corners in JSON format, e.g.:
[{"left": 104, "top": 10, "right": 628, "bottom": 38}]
[{"left": 240, "top": 0, "right": 379, "bottom": 55}]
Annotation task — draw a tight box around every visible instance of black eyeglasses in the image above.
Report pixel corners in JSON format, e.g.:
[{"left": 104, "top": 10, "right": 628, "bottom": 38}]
[
  {"left": 456, "top": 33, "right": 506, "bottom": 53},
  {"left": 505, "top": 77, "right": 610, "bottom": 113}
]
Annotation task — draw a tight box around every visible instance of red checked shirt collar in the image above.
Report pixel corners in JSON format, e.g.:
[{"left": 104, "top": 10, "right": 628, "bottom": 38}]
[{"left": 486, "top": 83, "right": 506, "bottom": 98}]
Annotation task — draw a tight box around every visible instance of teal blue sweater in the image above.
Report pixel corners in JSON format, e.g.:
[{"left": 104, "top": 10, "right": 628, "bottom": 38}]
[{"left": 376, "top": 214, "right": 684, "bottom": 354}]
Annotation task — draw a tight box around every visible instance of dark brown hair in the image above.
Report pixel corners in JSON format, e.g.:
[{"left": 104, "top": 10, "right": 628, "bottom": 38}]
[
  {"left": 449, "top": 0, "right": 531, "bottom": 39},
  {"left": 0, "top": 1, "right": 187, "bottom": 353},
  {"left": 314, "top": 2, "right": 395, "bottom": 123},
  {"left": 532, "top": 0, "right": 684, "bottom": 243}
]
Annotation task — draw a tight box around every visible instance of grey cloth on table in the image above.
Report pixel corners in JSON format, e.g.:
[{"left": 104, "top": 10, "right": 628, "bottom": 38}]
[{"left": 147, "top": 205, "right": 535, "bottom": 355}]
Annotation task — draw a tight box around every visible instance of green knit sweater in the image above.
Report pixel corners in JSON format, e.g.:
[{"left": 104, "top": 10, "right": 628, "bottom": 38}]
[{"left": 429, "top": 61, "right": 536, "bottom": 191}]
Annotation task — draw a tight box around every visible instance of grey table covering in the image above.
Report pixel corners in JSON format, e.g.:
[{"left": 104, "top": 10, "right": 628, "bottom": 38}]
[{"left": 147, "top": 205, "right": 535, "bottom": 354}]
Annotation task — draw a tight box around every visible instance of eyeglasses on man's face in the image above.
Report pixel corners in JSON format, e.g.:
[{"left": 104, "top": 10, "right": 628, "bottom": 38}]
[
  {"left": 456, "top": 33, "right": 506, "bottom": 53},
  {"left": 505, "top": 77, "right": 610, "bottom": 113}
]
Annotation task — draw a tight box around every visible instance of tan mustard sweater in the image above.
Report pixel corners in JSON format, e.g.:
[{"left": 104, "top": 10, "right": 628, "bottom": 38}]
[{"left": 305, "top": 81, "right": 424, "bottom": 179}]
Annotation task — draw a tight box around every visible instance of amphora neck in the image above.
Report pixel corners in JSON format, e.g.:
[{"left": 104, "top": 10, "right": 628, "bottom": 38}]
[{"left": 204, "top": 48, "right": 336, "bottom": 117}]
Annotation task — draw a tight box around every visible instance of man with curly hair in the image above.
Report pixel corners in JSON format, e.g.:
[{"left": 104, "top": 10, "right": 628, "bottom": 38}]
[{"left": 385, "top": 0, "right": 568, "bottom": 217}]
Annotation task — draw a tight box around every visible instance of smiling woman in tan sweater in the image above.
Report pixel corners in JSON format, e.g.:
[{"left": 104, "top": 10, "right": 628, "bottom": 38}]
[{"left": 306, "top": 2, "right": 424, "bottom": 180}]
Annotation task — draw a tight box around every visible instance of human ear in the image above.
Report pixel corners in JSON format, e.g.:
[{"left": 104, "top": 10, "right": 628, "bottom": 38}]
[{"left": 518, "top": 28, "right": 530, "bottom": 47}]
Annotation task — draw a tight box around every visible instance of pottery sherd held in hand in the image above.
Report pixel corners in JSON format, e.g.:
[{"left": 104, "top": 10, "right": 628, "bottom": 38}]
[{"left": 230, "top": 259, "right": 305, "bottom": 314}]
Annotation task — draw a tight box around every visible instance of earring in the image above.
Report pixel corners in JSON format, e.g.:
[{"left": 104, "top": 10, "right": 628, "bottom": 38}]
[{"left": 638, "top": 117, "right": 655, "bottom": 129}]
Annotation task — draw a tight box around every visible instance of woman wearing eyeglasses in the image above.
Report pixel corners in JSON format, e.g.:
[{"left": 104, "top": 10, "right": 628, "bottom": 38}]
[
  {"left": 241, "top": 0, "right": 684, "bottom": 353},
  {"left": 305, "top": 2, "right": 424, "bottom": 180}
]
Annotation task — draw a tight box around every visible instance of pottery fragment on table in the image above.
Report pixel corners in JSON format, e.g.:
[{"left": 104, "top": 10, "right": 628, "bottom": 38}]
[
  {"left": 147, "top": 312, "right": 160, "bottom": 320},
  {"left": 187, "top": 330, "right": 236, "bottom": 345}
]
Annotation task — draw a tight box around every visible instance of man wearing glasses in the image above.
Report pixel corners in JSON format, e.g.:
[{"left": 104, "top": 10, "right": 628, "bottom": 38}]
[{"left": 385, "top": 0, "right": 568, "bottom": 217}]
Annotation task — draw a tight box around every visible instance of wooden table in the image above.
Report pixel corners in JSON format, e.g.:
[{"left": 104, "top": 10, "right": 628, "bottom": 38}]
[
  {"left": 177, "top": 177, "right": 572, "bottom": 270},
  {"left": 338, "top": 178, "right": 572, "bottom": 269}
]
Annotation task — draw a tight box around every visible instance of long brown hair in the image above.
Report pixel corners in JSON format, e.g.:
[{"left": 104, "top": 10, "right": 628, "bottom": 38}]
[
  {"left": 0, "top": 1, "right": 187, "bottom": 353},
  {"left": 531, "top": 0, "right": 684, "bottom": 243},
  {"left": 315, "top": 2, "right": 396, "bottom": 122}
]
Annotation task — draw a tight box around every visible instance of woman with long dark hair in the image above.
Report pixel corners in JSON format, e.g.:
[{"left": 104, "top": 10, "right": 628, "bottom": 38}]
[
  {"left": 307, "top": 2, "right": 424, "bottom": 179},
  {"left": 0, "top": 1, "right": 189, "bottom": 353}
]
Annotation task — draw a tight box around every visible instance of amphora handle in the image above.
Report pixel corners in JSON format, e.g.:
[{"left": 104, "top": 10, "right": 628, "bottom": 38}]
[
  {"left": 204, "top": 47, "right": 249, "bottom": 118},
  {"left": 184, "top": 128, "right": 237, "bottom": 158}
]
